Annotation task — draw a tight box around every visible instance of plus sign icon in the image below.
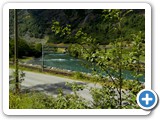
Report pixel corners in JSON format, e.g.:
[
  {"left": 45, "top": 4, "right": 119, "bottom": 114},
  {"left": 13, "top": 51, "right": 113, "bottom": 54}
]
[{"left": 137, "top": 89, "right": 158, "bottom": 110}]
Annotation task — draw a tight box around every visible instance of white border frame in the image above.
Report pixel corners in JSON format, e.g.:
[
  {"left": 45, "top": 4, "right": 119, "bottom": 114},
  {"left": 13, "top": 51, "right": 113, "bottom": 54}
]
[{"left": 3, "top": 3, "right": 151, "bottom": 115}]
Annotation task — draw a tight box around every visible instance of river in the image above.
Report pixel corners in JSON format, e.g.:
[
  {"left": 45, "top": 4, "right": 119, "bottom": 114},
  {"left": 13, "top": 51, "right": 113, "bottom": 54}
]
[{"left": 26, "top": 53, "right": 145, "bottom": 82}]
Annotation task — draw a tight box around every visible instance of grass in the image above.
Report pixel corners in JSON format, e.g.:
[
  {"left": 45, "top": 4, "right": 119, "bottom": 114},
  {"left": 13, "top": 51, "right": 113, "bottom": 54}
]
[
  {"left": 10, "top": 57, "right": 34, "bottom": 63},
  {"left": 19, "top": 57, "right": 34, "bottom": 63},
  {"left": 9, "top": 63, "right": 144, "bottom": 93},
  {"left": 9, "top": 64, "right": 98, "bottom": 84},
  {"left": 57, "top": 48, "right": 66, "bottom": 53},
  {"left": 9, "top": 91, "right": 50, "bottom": 109},
  {"left": 9, "top": 90, "right": 90, "bottom": 109},
  {"left": 9, "top": 82, "right": 140, "bottom": 109}
]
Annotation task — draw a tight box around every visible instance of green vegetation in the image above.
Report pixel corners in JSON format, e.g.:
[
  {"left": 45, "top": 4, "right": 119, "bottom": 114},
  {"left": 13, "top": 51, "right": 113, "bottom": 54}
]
[
  {"left": 19, "top": 57, "right": 34, "bottom": 63},
  {"left": 9, "top": 64, "right": 144, "bottom": 93},
  {"left": 51, "top": 9, "right": 145, "bottom": 108},
  {"left": 9, "top": 9, "right": 144, "bottom": 44},
  {"left": 9, "top": 84, "right": 140, "bottom": 109},
  {"left": 9, "top": 38, "right": 42, "bottom": 58},
  {"left": 9, "top": 91, "right": 90, "bottom": 109},
  {"left": 9, "top": 9, "right": 145, "bottom": 66},
  {"left": 9, "top": 9, "right": 145, "bottom": 109}
]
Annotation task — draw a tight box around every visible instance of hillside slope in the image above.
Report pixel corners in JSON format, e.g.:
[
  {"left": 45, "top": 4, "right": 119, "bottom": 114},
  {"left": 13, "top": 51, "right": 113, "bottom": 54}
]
[{"left": 9, "top": 9, "right": 145, "bottom": 44}]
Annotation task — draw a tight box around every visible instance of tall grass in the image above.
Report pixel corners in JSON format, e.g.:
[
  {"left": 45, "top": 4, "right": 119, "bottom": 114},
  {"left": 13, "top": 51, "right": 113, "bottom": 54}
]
[{"left": 9, "top": 91, "right": 90, "bottom": 109}]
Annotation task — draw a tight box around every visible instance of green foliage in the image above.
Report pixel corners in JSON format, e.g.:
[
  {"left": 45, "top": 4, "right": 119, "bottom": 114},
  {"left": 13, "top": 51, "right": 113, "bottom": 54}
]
[
  {"left": 90, "top": 86, "right": 140, "bottom": 109},
  {"left": 9, "top": 39, "right": 14, "bottom": 58},
  {"left": 102, "top": 9, "right": 144, "bottom": 42},
  {"left": 73, "top": 72, "right": 85, "bottom": 79},
  {"left": 90, "top": 86, "right": 118, "bottom": 109},
  {"left": 123, "top": 80, "right": 144, "bottom": 95},
  {"left": 9, "top": 9, "right": 145, "bottom": 109},
  {"left": 9, "top": 90, "right": 90, "bottom": 109},
  {"left": 34, "top": 43, "right": 42, "bottom": 52},
  {"left": 9, "top": 9, "right": 144, "bottom": 44},
  {"left": 54, "top": 92, "right": 89, "bottom": 109},
  {"left": 9, "top": 84, "right": 139, "bottom": 109},
  {"left": 9, "top": 38, "right": 42, "bottom": 58},
  {"left": 9, "top": 38, "right": 30, "bottom": 58},
  {"left": 66, "top": 82, "right": 85, "bottom": 94},
  {"left": 128, "top": 31, "right": 145, "bottom": 80},
  {"left": 10, "top": 69, "right": 25, "bottom": 84},
  {"left": 9, "top": 92, "right": 53, "bottom": 109},
  {"left": 51, "top": 20, "right": 72, "bottom": 43},
  {"left": 51, "top": 9, "right": 145, "bottom": 109},
  {"left": 68, "top": 44, "right": 83, "bottom": 58}
]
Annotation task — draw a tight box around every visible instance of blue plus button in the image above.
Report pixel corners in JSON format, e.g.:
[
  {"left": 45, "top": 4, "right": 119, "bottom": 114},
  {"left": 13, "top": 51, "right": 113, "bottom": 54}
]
[{"left": 137, "top": 89, "right": 158, "bottom": 110}]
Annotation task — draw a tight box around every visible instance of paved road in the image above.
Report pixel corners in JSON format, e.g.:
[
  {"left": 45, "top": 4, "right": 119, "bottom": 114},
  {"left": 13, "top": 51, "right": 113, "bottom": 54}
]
[{"left": 9, "top": 69, "right": 101, "bottom": 101}]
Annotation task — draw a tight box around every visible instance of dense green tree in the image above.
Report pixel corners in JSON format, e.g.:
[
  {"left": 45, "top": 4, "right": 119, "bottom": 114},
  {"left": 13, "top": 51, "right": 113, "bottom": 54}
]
[
  {"left": 51, "top": 9, "right": 145, "bottom": 109},
  {"left": 9, "top": 38, "right": 42, "bottom": 58},
  {"left": 35, "top": 43, "right": 42, "bottom": 52}
]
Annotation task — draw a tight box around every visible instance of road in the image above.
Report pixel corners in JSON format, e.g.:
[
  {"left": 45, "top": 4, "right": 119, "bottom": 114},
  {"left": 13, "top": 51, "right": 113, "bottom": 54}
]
[{"left": 9, "top": 69, "right": 101, "bottom": 101}]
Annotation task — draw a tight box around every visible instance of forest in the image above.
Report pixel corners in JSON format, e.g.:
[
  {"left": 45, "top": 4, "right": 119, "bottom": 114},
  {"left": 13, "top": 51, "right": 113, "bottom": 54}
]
[{"left": 9, "top": 9, "right": 144, "bottom": 43}]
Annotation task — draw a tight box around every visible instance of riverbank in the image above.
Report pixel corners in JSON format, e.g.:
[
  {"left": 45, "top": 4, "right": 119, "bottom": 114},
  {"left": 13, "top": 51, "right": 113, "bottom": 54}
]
[
  {"left": 9, "top": 60, "right": 144, "bottom": 93},
  {"left": 9, "top": 61, "right": 96, "bottom": 83}
]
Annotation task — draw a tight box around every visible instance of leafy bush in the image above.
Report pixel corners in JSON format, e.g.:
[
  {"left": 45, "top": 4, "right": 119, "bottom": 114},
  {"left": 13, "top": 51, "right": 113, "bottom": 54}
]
[
  {"left": 9, "top": 90, "right": 90, "bottom": 109},
  {"left": 90, "top": 86, "right": 118, "bottom": 109},
  {"left": 9, "top": 38, "right": 31, "bottom": 58},
  {"left": 34, "top": 43, "right": 42, "bottom": 52},
  {"left": 9, "top": 38, "right": 42, "bottom": 58},
  {"left": 9, "top": 84, "right": 139, "bottom": 109},
  {"left": 90, "top": 86, "right": 140, "bottom": 109},
  {"left": 9, "top": 92, "right": 49, "bottom": 109},
  {"left": 73, "top": 72, "right": 85, "bottom": 79},
  {"left": 53, "top": 92, "right": 90, "bottom": 109},
  {"left": 51, "top": 10, "right": 145, "bottom": 109}
]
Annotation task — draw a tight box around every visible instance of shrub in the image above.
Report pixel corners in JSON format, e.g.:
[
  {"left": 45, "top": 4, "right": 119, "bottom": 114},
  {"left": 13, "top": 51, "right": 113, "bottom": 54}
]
[{"left": 9, "top": 90, "right": 90, "bottom": 109}]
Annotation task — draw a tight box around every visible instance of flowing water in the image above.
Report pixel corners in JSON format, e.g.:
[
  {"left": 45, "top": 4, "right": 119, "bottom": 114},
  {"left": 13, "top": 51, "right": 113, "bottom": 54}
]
[{"left": 27, "top": 53, "right": 145, "bottom": 82}]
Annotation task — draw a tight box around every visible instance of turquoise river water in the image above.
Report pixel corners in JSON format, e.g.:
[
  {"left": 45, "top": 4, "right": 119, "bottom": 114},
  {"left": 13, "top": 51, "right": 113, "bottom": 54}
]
[{"left": 27, "top": 53, "right": 145, "bottom": 82}]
